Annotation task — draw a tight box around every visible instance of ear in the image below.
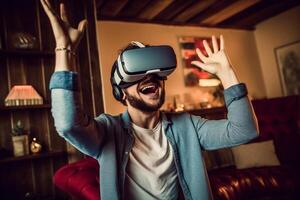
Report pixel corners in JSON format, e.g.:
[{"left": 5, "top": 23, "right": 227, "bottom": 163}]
[
  {"left": 121, "top": 89, "right": 128, "bottom": 106},
  {"left": 122, "top": 90, "right": 126, "bottom": 101}
]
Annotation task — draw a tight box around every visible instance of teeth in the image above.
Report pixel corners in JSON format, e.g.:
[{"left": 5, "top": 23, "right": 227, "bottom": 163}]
[
  {"left": 141, "top": 85, "right": 155, "bottom": 92},
  {"left": 143, "top": 85, "right": 154, "bottom": 90},
  {"left": 140, "top": 85, "right": 156, "bottom": 92}
]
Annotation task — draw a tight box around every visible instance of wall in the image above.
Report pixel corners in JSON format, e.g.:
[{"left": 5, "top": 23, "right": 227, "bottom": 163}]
[
  {"left": 97, "top": 21, "right": 266, "bottom": 115},
  {"left": 255, "top": 6, "right": 300, "bottom": 98}
]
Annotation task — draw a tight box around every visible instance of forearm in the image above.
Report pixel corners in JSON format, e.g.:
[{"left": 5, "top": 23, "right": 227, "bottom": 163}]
[
  {"left": 50, "top": 72, "right": 105, "bottom": 158},
  {"left": 55, "top": 50, "right": 75, "bottom": 71},
  {"left": 197, "top": 84, "right": 259, "bottom": 150},
  {"left": 222, "top": 84, "right": 259, "bottom": 143},
  {"left": 225, "top": 92, "right": 259, "bottom": 137},
  {"left": 223, "top": 79, "right": 259, "bottom": 136},
  {"left": 218, "top": 64, "right": 259, "bottom": 132}
]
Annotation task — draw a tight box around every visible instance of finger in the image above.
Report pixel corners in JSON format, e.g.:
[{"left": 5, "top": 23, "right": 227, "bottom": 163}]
[
  {"left": 203, "top": 40, "right": 213, "bottom": 56},
  {"left": 220, "top": 34, "right": 225, "bottom": 50},
  {"left": 40, "top": 0, "right": 58, "bottom": 22},
  {"left": 195, "top": 48, "right": 208, "bottom": 63},
  {"left": 78, "top": 20, "right": 87, "bottom": 33},
  {"left": 60, "top": 3, "right": 70, "bottom": 24},
  {"left": 43, "top": 0, "right": 57, "bottom": 16},
  {"left": 191, "top": 61, "right": 218, "bottom": 74},
  {"left": 40, "top": 0, "right": 53, "bottom": 18},
  {"left": 212, "top": 35, "right": 218, "bottom": 53}
]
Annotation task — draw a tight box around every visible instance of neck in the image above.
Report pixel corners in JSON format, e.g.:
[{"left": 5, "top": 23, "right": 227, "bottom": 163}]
[{"left": 127, "top": 106, "right": 160, "bottom": 129}]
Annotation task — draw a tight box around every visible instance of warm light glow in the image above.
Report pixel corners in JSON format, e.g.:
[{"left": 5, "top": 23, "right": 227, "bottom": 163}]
[
  {"left": 198, "top": 79, "right": 221, "bottom": 87},
  {"left": 5, "top": 85, "right": 43, "bottom": 106}
]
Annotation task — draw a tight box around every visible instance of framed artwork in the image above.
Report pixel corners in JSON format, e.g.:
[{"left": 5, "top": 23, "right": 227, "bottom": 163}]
[
  {"left": 179, "top": 36, "right": 221, "bottom": 87},
  {"left": 178, "top": 36, "right": 221, "bottom": 87},
  {"left": 274, "top": 40, "right": 300, "bottom": 96}
]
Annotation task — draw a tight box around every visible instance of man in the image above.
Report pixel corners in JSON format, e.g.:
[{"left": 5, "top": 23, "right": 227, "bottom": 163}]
[{"left": 41, "top": 0, "right": 259, "bottom": 199}]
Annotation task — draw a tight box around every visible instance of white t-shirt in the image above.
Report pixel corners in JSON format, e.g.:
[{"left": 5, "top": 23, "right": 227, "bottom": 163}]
[{"left": 125, "top": 121, "right": 178, "bottom": 200}]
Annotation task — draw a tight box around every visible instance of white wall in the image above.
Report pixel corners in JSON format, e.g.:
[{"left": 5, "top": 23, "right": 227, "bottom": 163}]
[
  {"left": 97, "top": 21, "right": 266, "bottom": 115},
  {"left": 255, "top": 6, "right": 300, "bottom": 97}
]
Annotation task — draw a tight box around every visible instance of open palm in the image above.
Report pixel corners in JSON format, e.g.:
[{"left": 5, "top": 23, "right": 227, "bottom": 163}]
[
  {"left": 40, "top": 0, "right": 87, "bottom": 50},
  {"left": 192, "top": 35, "right": 232, "bottom": 78}
]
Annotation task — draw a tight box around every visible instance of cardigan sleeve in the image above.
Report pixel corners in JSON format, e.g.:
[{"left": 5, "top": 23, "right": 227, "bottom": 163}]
[
  {"left": 50, "top": 71, "right": 106, "bottom": 158},
  {"left": 194, "top": 83, "right": 259, "bottom": 150}
]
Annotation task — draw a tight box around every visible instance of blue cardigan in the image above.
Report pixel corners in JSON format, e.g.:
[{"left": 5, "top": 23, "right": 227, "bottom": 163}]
[{"left": 50, "top": 71, "right": 258, "bottom": 200}]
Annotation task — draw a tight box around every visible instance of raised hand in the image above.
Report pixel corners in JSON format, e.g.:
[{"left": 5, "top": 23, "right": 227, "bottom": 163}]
[
  {"left": 40, "top": 0, "right": 87, "bottom": 50},
  {"left": 191, "top": 35, "right": 239, "bottom": 89}
]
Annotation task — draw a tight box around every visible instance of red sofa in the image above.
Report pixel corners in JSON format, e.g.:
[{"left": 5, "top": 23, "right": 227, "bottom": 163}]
[{"left": 54, "top": 95, "right": 300, "bottom": 200}]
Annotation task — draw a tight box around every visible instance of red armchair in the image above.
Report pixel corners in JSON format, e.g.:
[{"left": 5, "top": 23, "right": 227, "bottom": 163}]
[{"left": 53, "top": 157, "right": 100, "bottom": 200}]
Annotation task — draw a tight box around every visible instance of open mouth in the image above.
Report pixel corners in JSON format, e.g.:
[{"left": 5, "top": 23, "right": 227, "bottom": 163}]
[
  {"left": 138, "top": 75, "right": 162, "bottom": 96},
  {"left": 139, "top": 83, "right": 158, "bottom": 95}
]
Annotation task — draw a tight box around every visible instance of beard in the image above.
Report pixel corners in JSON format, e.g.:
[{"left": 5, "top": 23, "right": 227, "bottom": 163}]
[{"left": 124, "top": 87, "right": 165, "bottom": 112}]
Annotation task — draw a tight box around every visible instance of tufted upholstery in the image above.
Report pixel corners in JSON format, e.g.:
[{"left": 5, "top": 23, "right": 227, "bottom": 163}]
[
  {"left": 208, "top": 165, "right": 300, "bottom": 200},
  {"left": 208, "top": 95, "right": 300, "bottom": 200},
  {"left": 251, "top": 95, "right": 300, "bottom": 166},
  {"left": 251, "top": 95, "right": 300, "bottom": 142},
  {"left": 53, "top": 95, "right": 300, "bottom": 199}
]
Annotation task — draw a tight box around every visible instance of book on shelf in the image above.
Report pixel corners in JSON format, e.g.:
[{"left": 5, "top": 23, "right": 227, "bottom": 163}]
[{"left": 4, "top": 85, "right": 43, "bottom": 106}]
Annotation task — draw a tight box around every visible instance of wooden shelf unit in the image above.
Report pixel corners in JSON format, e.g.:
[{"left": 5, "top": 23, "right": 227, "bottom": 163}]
[
  {"left": 0, "top": 151, "right": 67, "bottom": 164},
  {"left": 0, "top": 49, "right": 54, "bottom": 57},
  {"left": 0, "top": 0, "right": 103, "bottom": 199},
  {"left": 0, "top": 104, "right": 51, "bottom": 111}
]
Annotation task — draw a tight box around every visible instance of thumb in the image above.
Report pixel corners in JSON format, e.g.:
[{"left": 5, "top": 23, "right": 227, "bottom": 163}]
[
  {"left": 191, "top": 61, "right": 218, "bottom": 74},
  {"left": 78, "top": 19, "right": 88, "bottom": 33}
]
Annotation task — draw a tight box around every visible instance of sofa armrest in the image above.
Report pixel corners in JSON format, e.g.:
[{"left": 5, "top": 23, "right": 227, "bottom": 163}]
[{"left": 53, "top": 157, "right": 100, "bottom": 200}]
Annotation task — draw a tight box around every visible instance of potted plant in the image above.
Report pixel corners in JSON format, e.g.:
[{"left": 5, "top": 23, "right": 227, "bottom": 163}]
[{"left": 11, "top": 120, "right": 29, "bottom": 156}]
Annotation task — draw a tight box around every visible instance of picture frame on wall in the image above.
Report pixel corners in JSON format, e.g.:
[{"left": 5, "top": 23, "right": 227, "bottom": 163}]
[{"left": 274, "top": 40, "right": 300, "bottom": 96}]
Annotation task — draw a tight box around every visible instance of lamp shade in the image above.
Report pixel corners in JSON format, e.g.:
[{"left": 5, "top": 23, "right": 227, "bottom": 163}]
[{"left": 5, "top": 85, "right": 43, "bottom": 106}]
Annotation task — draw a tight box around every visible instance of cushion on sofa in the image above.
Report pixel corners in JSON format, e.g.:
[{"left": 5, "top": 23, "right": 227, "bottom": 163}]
[
  {"left": 232, "top": 140, "right": 280, "bottom": 169},
  {"left": 202, "top": 148, "right": 235, "bottom": 171}
]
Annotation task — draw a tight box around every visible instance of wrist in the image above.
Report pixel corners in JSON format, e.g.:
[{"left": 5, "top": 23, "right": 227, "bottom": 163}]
[
  {"left": 55, "top": 46, "right": 76, "bottom": 55},
  {"left": 218, "top": 69, "right": 240, "bottom": 89},
  {"left": 55, "top": 50, "right": 76, "bottom": 72}
]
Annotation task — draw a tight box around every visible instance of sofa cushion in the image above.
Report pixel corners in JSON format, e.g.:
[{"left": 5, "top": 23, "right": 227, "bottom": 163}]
[
  {"left": 232, "top": 140, "right": 280, "bottom": 169},
  {"left": 202, "top": 148, "right": 235, "bottom": 171}
]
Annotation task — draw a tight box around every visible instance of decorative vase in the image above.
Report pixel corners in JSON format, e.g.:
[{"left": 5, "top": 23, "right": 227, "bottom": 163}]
[
  {"left": 12, "top": 135, "right": 29, "bottom": 156},
  {"left": 30, "top": 137, "right": 42, "bottom": 154}
]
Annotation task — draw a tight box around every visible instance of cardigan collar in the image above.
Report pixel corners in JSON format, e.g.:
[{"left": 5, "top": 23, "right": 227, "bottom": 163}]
[{"left": 120, "top": 109, "right": 172, "bottom": 130}]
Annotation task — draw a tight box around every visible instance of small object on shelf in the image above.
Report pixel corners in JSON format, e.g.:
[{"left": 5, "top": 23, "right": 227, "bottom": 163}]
[
  {"left": 10, "top": 32, "right": 38, "bottom": 49},
  {"left": 200, "top": 98, "right": 211, "bottom": 109},
  {"left": 11, "top": 120, "right": 29, "bottom": 157},
  {"left": 30, "top": 137, "right": 42, "bottom": 154},
  {"left": 173, "top": 95, "right": 185, "bottom": 112},
  {"left": 4, "top": 85, "right": 43, "bottom": 106}
]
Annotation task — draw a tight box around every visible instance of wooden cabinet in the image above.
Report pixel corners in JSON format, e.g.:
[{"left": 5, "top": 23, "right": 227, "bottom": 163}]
[{"left": 0, "top": 0, "right": 103, "bottom": 199}]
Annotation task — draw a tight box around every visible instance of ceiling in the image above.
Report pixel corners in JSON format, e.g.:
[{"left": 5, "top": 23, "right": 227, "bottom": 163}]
[{"left": 96, "top": 0, "right": 300, "bottom": 30}]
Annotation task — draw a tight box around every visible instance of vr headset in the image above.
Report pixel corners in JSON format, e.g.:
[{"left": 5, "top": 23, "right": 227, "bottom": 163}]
[{"left": 112, "top": 42, "right": 177, "bottom": 89}]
